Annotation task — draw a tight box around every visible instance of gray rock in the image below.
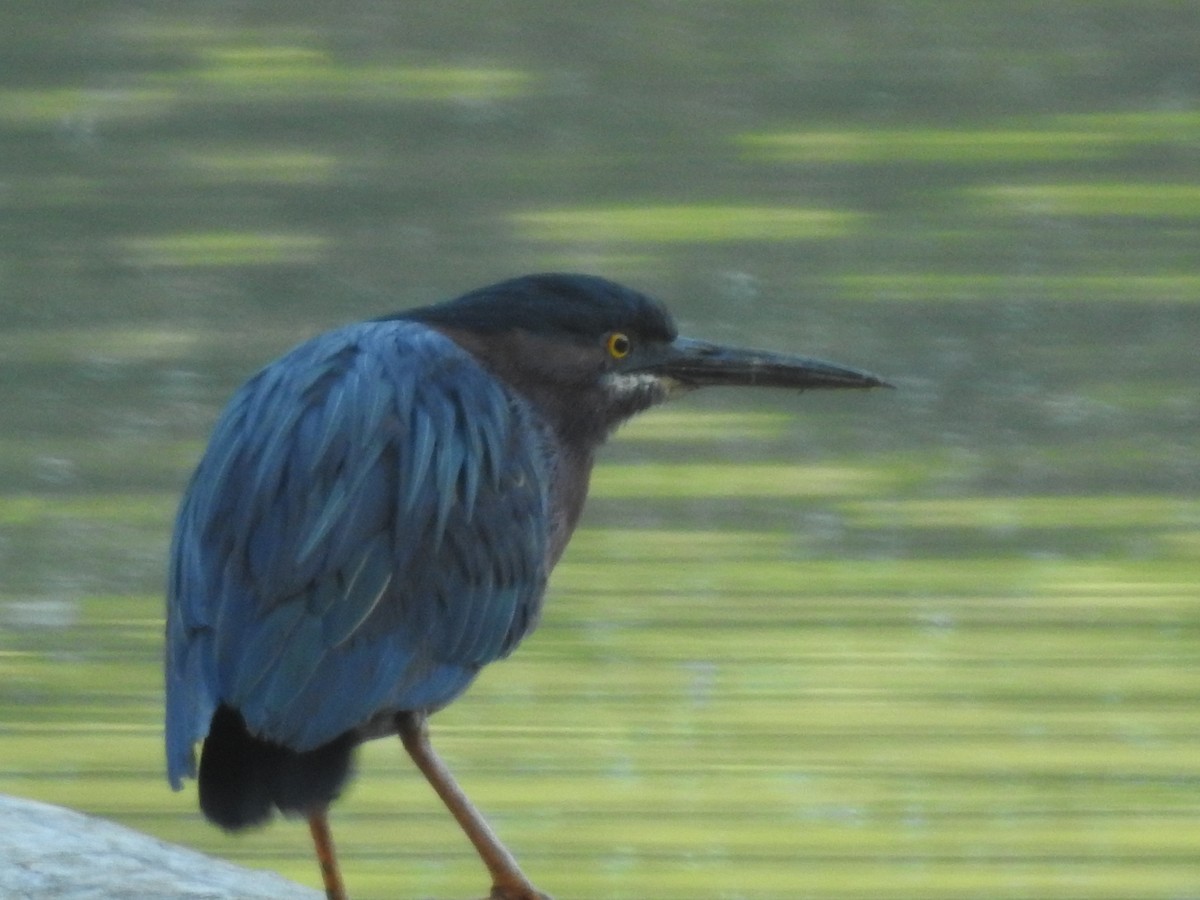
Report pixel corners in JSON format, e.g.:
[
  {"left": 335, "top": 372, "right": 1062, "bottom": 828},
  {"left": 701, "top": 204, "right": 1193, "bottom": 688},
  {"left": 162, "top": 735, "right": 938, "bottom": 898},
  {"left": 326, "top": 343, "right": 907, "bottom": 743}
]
[{"left": 0, "top": 794, "right": 322, "bottom": 899}]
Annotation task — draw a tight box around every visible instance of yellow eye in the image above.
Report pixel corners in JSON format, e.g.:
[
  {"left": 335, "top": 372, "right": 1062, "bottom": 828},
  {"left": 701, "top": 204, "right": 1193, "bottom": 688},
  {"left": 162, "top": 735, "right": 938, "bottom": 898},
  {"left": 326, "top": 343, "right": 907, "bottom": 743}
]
[{"left": 606, "top": 332, "right": 631, "bottom": 359}]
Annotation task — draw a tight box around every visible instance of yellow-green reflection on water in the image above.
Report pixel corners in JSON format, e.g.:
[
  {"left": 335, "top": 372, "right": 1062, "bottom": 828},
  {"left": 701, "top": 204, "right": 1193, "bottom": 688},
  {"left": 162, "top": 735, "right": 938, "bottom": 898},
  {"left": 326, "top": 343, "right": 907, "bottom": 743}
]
[
  {"left": 968, "top": 184, "right": 1200, "bottom": 218},
  {"left": 514, "top": 206, "right": 863, "bottom": 244},
  {"left": 122, "top": 231, "right": 329, "bottom": 267},
  {"left": 2, "top": 521, "right": 1197, "bottom": 899}
]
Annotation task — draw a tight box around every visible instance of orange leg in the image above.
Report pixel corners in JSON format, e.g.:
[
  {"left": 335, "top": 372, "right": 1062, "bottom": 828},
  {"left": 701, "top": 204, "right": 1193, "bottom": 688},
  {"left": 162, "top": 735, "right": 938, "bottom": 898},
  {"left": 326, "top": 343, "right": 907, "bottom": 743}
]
[
  {"left": 398, "top": 713, "right": 551, "bottom": 900},
  {"left": 308, "top": 810, "right": 348, "bottom": 900}
]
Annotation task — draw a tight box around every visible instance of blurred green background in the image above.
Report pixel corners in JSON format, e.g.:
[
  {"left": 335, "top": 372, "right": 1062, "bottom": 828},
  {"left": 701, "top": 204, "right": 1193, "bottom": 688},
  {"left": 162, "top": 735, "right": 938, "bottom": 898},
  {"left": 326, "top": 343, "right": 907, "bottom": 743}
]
[{"left": 2, "top": 3, "right": 1198, "bottom": 898}]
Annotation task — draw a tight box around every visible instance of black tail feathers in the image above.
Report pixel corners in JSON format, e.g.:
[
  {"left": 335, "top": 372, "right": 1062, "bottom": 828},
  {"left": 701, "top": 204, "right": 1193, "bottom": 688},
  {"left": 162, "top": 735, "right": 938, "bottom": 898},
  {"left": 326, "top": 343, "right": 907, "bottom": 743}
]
[{"left": 198, "top": 705, "right": 356, "bottom": 831}]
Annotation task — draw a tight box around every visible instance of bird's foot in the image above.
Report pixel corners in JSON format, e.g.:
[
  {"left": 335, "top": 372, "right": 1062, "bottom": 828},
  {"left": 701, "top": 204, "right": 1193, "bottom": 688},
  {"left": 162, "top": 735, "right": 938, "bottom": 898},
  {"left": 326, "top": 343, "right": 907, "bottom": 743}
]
[{"left": 487, "top": 883, "right": 552, "bottom": 900}]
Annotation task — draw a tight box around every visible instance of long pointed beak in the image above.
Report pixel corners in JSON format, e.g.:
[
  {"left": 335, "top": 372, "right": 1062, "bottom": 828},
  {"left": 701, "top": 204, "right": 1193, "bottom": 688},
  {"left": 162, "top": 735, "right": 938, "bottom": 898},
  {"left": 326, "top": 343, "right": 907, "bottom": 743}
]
[{"left": 642, "top": 336, "right": 892, "bottom": 391}]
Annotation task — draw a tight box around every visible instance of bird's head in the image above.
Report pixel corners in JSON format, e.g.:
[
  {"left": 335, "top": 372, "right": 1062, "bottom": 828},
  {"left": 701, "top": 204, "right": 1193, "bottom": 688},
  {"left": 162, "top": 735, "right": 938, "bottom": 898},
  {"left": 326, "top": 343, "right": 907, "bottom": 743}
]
[{"left": 403, "top": 273, "right": 889, "bottom": 447}]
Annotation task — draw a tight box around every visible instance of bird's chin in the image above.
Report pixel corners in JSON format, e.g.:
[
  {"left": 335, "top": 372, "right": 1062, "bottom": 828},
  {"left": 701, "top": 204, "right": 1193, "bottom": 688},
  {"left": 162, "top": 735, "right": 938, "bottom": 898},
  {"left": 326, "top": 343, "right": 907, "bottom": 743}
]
[
  {"left": 602, "top": 371, "right": 668, "bottom": 399},
  {"left": 598, "top": 371, "right": 681, "bottom": 420}
]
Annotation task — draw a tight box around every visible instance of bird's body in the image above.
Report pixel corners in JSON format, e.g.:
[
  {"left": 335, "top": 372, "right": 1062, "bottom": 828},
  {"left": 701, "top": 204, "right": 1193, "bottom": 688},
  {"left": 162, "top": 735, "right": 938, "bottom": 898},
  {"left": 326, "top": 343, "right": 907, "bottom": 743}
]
[
  {"left": 165, "top": 273, "right": 887, "bottom": 899},
  {"left": 167, "top": 320, "right": 549, "bottom": 824}
]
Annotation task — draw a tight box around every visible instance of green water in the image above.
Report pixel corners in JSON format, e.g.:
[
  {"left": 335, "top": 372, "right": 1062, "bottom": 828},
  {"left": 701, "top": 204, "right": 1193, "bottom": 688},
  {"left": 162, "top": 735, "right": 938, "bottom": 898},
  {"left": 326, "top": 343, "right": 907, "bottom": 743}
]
[{"left": 2, "top": 3, "right": 1199, "bottom": 899}]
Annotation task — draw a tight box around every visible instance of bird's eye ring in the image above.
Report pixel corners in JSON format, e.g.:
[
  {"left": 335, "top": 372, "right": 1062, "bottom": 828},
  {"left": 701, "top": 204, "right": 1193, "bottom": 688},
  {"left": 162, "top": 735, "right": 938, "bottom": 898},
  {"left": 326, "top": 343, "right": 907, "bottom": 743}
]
[{"left": 606, "top": 332, "right": 631, "bottom": 359}]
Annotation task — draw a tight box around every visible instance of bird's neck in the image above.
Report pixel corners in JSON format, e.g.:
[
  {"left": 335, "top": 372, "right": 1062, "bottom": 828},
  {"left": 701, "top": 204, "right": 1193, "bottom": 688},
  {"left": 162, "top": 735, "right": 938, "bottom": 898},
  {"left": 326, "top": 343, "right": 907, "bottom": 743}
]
[
  {"left": 432, "top": 324, "right": 610, "bottom": 566},
  {"left": 545, "top": 441, "right": 594, "bottom": 568}
]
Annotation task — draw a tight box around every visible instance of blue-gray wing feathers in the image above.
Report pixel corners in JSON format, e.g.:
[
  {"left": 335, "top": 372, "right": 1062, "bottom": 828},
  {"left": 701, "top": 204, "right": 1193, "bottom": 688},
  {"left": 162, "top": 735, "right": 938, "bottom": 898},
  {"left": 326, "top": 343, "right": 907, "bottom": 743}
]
[{"left": 165, "top": 322, "right": 549, "bottom": 788}]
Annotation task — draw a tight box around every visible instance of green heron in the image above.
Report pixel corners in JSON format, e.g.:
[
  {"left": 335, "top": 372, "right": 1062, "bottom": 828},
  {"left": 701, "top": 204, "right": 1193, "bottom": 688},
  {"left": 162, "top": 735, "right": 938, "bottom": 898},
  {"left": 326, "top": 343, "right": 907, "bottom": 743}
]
[{"left": 165, "top": 273, "right": 889, "bottom": 899}]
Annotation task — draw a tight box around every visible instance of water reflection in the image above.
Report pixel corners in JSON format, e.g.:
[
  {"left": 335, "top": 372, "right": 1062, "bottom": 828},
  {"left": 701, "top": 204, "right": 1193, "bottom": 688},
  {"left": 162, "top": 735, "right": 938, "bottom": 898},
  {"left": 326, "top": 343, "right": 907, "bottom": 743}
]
[{"left": 2, "top": 3, "right": 1199, "bottom": 899}]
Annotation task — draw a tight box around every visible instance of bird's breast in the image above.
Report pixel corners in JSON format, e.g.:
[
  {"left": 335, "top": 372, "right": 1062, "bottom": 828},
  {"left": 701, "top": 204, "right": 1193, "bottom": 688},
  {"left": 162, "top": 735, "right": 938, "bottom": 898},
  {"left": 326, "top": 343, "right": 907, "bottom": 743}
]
[{"left": 544, "top": 443, "right": 594, "bottom": 570}]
